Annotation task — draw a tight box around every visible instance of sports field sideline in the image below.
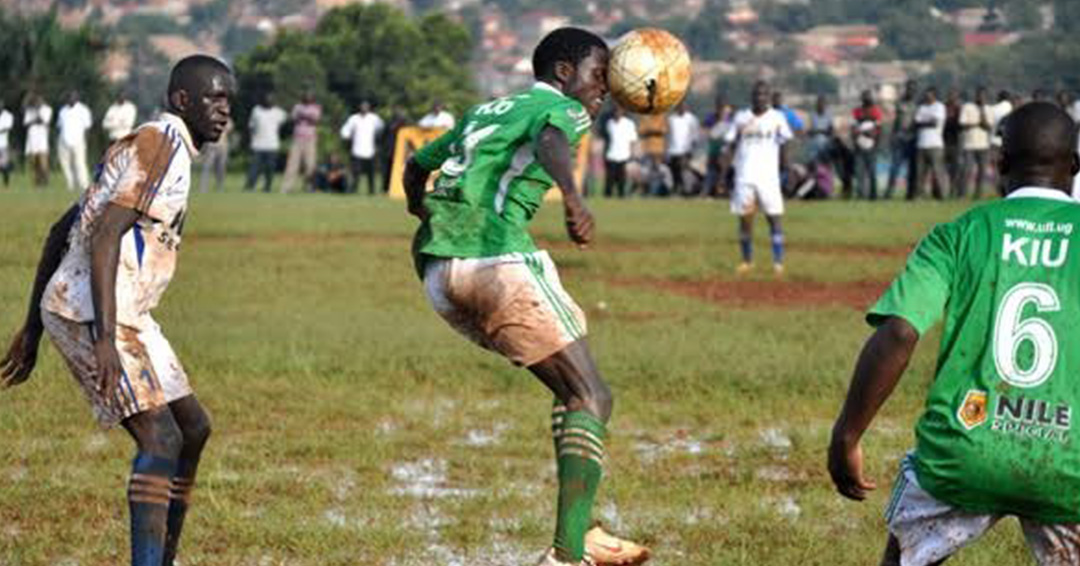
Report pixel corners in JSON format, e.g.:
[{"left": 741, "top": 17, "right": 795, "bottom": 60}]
[{"left": 0, "top": 178, "right": 1033, "bottom": 565}]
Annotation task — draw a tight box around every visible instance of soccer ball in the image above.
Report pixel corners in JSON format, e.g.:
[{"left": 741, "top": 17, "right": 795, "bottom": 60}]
[{"left": 608, "top": 28, "right": 692, "bottom": 115}]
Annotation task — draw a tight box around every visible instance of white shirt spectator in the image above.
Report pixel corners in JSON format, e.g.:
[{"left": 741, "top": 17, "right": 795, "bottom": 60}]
[
  {"left": 249, "top": 104, "right": 288, "bottom": 152},
  {"left": 340, "top": 112, "right": 384, "bottom": 159},
  {"left": 102, "top": 99, "right": 138, "bottom": 140},
  {"left": 959, "top": 102, "right": 993, "bottom": 151},
  {"left": 915, "top": 101, "right": 946, "bottom": 149},
  {"left": 991, "top": 100, "right": 1013, "bottom": 148},
  {"left": 604, "top": 115, "right": 638, "bottom": 162},
  {"left": 0, "top": 109, "right": 13, "bottom": 150},
  {"left": 1070, "top": 100, "right": 1080, "bottom": 123},
  {"left": 58, "top": 102, "right": 93, "bottom": 148},
  {"left": 418, "top": 110, "right": 455, "bottom": 130},
  {"left": 24, "top": 103, "right": 52, "bottom": 155},
  {"left": 725, "top": 108, "right": 793, "bottom": 188},
  {"left": 667, "top": 110, "right": 700, "bottom": 157}
]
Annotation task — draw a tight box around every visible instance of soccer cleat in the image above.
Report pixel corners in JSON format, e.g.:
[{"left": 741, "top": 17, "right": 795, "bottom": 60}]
[
  {"left": 585, "top": 526, "right": 652, "bottom": 566},
  {"left": 736, "top": 262, "right": 753, "bottom": 275},
  {"left": 536, "top": 548, "right": 597, "bottom": 566}
]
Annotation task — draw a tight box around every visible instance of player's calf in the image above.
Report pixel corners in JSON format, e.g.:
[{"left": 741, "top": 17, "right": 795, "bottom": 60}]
[
  {"left": 163, "top": 396, "right": 213, "bottom": 566},
  {"left": 123, "top": 407, "right": 183, "bottom": 566}
]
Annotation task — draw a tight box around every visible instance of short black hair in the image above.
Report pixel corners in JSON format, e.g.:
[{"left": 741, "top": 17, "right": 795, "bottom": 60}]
[
  {"left": 168, "top": 54, "right": 231, "bottom": 98},
  {"left": 532, "top": 27, "right": 607, "bottom": 80},
  {"left": 1002, "top": 101, "right": 1077, "bottom": 170}
]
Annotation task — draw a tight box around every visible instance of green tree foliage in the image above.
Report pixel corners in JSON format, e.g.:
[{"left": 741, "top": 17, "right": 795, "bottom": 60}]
[
  {"left": 233, "top": 3, "right": 477, "bottom": 148},
  {"left": 878, "top": 6, "right": 961, "bottom": 60},
  {"left": 0, "top": 9, "right": 110, "bottom": 117},
  {"left": 1056, "top": 0, "right": 1080, "bottom": 34}
]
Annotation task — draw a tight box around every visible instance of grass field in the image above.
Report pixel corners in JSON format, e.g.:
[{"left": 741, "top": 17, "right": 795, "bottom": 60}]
[{"left": 0, "top": 174, "right": 1036, "bottom": 565}]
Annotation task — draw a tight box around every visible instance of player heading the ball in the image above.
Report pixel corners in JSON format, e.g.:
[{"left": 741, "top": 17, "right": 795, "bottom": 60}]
[{"left": 402, "top": 27, "right": 650, "bottom": 566}]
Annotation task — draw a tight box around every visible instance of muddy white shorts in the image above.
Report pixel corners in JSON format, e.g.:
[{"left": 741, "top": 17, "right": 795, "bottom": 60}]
[
  {"left": 731, "top": 180, "right": 784, "bottom": 216},
  {"left": 422, "top": 250, "right": 587, "bottom": 367},
  {"left": 42, "top": 309, "right": 192, "bottom": 427},
  {"left": 886, "top": 454, "right": 1080, "bottom": 566}
]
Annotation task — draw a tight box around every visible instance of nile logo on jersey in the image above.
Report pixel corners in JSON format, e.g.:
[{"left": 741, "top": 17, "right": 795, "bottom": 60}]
[
  {"left": 958, "top": 389, "right": 988, "bottom": 430},
  {"left": 990, "top": 394, "right": 1071, "bottom": 443}
]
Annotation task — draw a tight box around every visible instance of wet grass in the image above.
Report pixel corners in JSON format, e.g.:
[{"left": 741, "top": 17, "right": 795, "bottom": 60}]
[{"left": 0, "top": 173, "right": 1032, "bottom": 565}]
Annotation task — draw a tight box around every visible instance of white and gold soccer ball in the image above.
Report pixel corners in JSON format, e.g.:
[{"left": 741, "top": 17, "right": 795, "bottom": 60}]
[{"left": 608, "top": 28, "right": 692, "bottom": 115}]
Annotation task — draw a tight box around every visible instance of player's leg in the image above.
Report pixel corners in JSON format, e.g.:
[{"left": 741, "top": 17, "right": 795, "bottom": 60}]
[
  {"left": 765, "top": 214, "right": 784, "bottom": 273},
  {"left": 1019, "top": 520, "right": 1080, "bottom": 566},
  {"left": 121, "top": 408, "right": 184, "bottom": 566},
  {"left": 161, "top": 395, "right": 212, "bottom": 566},
  {"left": 530, "top": 340, "right": 612, "bottom": 564}
]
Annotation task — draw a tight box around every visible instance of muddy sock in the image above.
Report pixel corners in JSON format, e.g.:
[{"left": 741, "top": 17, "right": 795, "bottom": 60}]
[
  {"left": 129, "top": 453, "right": 177, "bottom": 566},
  {"left": 553, "top": 410, "right": 606, "bottom": 562}
]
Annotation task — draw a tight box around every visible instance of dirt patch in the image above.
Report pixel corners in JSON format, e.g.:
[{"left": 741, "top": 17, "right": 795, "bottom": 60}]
[
  {"left": 789, "top": 241, "right": 912, "bottom": 258},
  {"left": 604, "top": 277, "right": 890, "bottom": 310}
]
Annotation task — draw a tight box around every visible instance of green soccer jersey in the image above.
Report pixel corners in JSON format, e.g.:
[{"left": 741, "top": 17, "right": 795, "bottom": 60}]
[
  {"left": 869, "top": 187, "right": 1080, "bottom": 522},
  {"left": 411, "top": 83, "right": 592, "bottom": 271}
]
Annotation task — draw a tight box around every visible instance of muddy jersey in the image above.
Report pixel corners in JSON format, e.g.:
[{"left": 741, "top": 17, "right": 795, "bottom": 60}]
[
  {"left": 411, "top": 82, "right": 591, "bottom": 270},
  {"left": 868, "top": 187, "right": 1080, "bottom": 522},
  {"left": 42, "top": 113, "right": 196, "bottom": 329}
]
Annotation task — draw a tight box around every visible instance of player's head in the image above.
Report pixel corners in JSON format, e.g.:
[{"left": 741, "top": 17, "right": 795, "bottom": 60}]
[
  {"left": 532, "top": 27, "right": 609, "bottom": 118},
  {"left": 166, "top": 54, "right": 236, "bottom": 149},
  {"left": 999, "top": 101, "right": 1080, "bottom": 194},
  {"left": 751, "top": 81, "right": 770, "bottom": 114},
  {"left": 860, "top": 89, "right": 874, "bottom": 106}
]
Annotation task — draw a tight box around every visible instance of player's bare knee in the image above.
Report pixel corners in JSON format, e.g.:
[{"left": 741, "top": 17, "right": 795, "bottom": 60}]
[
  {"left": 581, "top": 380, "right": 613, "bottom": 423},
  {"left": 180, "top": 412, "right": 212, "bottom": 452},
  {"left": 141, "top": 415, "right": 184, "bottom": 460}
]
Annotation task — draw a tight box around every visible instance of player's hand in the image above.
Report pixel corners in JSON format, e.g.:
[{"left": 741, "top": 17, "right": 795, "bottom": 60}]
[
  {"left": 92, "top": 339, "right": 123, "bottom": 402},
  {"left": 0, "top": 326, "right": 42, "bottom": 388},
  {"left": 828, "top": 433, "right": 877, "bottom": 501},
  {"left": 564, "top": 200, "right": 595, "bottom": 247}
]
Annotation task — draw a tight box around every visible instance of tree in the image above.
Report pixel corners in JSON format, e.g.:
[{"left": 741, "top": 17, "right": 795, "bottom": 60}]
[
  {"left": 879, "top": 5, "right": 961, "bottom": 60},
  {"left": 233, "top": 3, "right": 477, "bottom": 149},
  {"left": 1056, "top": 0, "right": 1080, "bottom": 34}
]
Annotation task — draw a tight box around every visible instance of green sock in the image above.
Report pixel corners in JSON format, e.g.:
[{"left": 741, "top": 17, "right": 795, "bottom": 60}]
[{"left": 552, "top": 409, "right": 607, "bottom": 563}]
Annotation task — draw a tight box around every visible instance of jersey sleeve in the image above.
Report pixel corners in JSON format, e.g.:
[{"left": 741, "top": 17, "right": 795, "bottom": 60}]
[
  {"left": 413, "top": 115, "right": 466, "bottom": 171},
  {"left": 530, "top": 100, "right": 592, "bottom": 148},
  {"left": 107, "top": 126, "right": 179, "bottom": 220},
  {"left": 867, "top": 221, "right": 958, "bottom": 335}
]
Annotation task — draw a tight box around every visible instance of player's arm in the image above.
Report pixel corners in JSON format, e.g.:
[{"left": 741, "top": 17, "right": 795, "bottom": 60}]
[
  {"left": 1, "top": 205, "right": 80, "bottom": 388},
  {"left": 536, "top": 125, "right": 593, "bottom": 246},
  {"left": 88, "top": 203, "right": 140, "bottom": 398},
  {"left": 828, "top": 316, "right": 919, "bottom": 501},
  {"left": 404, "top": 118, "right": 466, "bottom": 220}
]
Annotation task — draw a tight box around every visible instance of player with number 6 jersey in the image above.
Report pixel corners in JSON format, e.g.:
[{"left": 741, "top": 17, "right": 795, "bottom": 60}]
[{"left": 829, "top": 102, "right": 1080, "bottom": 566}]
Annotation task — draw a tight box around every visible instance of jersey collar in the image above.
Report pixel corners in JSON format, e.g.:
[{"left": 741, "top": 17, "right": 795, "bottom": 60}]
[
  {"left": 533, "top": 81, "right": 566, "bottom": 98},
  {"left": 1007, "top": 186, "right": 1076, "bottom": 202},
  {"left": 160, "top": 112, "right": 198, "bottom": 157}
]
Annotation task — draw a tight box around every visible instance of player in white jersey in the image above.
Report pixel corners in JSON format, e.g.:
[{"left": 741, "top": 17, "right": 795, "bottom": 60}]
[
  {"left": 724, "top": 81, "right": 794, "bottom": 275},
  {"left": 1, "top": 55, "right": 235, "bottom": 566}
]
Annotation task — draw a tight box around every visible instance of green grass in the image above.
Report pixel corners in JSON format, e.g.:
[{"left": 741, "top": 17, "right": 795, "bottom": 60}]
[{"left": 0, "top": 173, "right": 1034, "bottom": 565}]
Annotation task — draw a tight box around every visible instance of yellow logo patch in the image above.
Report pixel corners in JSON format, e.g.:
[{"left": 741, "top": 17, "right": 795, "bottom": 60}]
[{"left": 958, "top": 390, "right": 989, "bottom": 430}]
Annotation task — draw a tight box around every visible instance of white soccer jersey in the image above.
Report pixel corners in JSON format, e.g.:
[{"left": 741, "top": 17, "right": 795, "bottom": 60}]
[
  {"left": 42, "top": 113, "right": 197, "bottom": 330},
  {"left": 726, "top": 108, "right": 792, "bottom": 188}
]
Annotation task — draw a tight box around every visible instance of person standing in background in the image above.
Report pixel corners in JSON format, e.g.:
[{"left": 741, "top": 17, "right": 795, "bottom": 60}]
[
  {"left": 102, "top": 92, "right": 138, "bottom": 143},
  {"left": 807, "top": 95, "right": 835, "bottom": 197},
  {"left": 958, "top": 86, "right": 993, "bottom": 199},
  {"left": 418, "top": 101, "right": 455, "bottom": 130},
  {"left": 991, "top": 90, "right": 1013, "bottom": 196},
  {"left": 703, "top": 96, "right": 733, "bottom": 198},
  {"left": 851, "top": 90, "right": 883, "bottom": 201},
  {"left": 24, "top": 93, "right": 53, "bottom": 188},
  {"left": 381, "top": 104, "right": 409, "bottom": 194},
  {"left": 57, "top": 91, "right": 93, "bottom": 192},
  {"left": 281, "top": 90, "right": 321, "bottom": 194},
  {"left": 603, "top": 106, "right": 637, "bottom": 198},
  {"left": 340, "top": 100, "right": 383, "bottom": 195},
  {"left": 199, "top": 118, "right": 232, "bottom": 193},
  {"left": 943, "top": 90, "right": 963, "bottom": 197},
  {"left": 0, "top": 98, "right": 12, "bottom": 187},
  {"left": 244, "top": 92, "right": 287, "bottom": 193},
  {"left": 666, "top": 103, "right": 699, "bottom": 196},
  {"left": 885, "top": 80, "right": 918, "bottom": 199},
  {"left": 913, "top": 87, "right": 948, "bottom": 200}
]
